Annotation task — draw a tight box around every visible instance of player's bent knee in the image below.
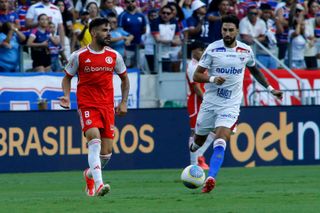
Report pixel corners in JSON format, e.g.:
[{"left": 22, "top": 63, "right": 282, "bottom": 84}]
[
  {"left": 213, "top": 138, "right": 227, "bottom": 150},
  {"left": 88, "top": 138, "right": 101, "bottom": 146}
]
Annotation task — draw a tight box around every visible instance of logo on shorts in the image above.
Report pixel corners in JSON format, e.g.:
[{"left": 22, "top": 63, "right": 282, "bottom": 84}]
[
  {"left": 110, "top": 125, "right": 114, "bottom": 131},
  {"left": 105, "top": 57, "right": 113, "bottom": 64},
  {"left": 86, "top": 119, "right": 92, "bottom": 125}
]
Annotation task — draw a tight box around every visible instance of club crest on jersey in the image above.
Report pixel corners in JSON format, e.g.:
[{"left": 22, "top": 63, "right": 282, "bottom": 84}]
[
  {"left": 105, "top": 56, "right": 113, "bottom": 64},
  {"left": 86, "top": 119, "right": 92, "bottom": 125},
  {"left": 236, "top": 47, "right": 250, "bottom": 53}
]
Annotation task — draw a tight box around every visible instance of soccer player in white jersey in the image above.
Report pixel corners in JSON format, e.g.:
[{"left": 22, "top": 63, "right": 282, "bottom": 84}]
[{"left": 190, "top": 15, "right": 283, "bottom": 193}]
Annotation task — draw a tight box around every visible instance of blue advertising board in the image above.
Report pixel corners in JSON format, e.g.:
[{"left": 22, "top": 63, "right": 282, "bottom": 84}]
[
  {"left": 0, "top": 106, "right": 319, "bottom": 173},
  {"left": 0, "top": 70, "right": 140, "bottom": 110}
]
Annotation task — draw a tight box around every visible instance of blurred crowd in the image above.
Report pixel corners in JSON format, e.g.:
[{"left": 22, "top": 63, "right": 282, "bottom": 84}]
[{"left": 0, "top": 0, "right": 319, "bottom": 72}]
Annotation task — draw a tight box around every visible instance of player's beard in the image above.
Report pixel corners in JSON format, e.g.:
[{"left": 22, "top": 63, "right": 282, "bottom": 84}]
[
  {"left": 97, "top": 36, "right": 110, "bottom": 47},
  {"left": 223, "top": 36, "right": 236, "bottom": 47}
]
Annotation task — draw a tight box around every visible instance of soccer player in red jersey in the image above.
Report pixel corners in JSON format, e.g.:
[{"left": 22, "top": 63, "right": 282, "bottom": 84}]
[
  {"left": 186, "top": 40, "right": 215, "bottom": 170},
  {"left": 59, "top": 17, "right": 130, "bottom": 197}
]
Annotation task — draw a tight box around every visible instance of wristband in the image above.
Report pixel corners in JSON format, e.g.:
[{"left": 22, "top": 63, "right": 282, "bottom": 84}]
[
  {"left": 267, "top": 85, "right": 274, "bottom": 92},
  {"left": 209, "top": 76, "right": 216, "bottom": 83}
]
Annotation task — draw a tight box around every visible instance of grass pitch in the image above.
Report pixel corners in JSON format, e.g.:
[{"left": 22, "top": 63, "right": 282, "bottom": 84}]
[{"left": 0, "top": 165, "right": 319, "bottom": 213}]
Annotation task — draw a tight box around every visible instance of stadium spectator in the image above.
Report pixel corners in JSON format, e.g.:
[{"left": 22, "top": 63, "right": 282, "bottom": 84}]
[
  {"left": 100, "top": 0, "right": 118, "bottom": 17},
  {"left": 304, "top": 1, "right": 319, "bottom": 69},
  {"left": 207, "top": 0, "right": 230, "bottom": 42},
  {"left": 138, "top": 0, "right": 162, "bottom": 14},
  {"left": 187, "top": 0, "right": 212, "bottom": 44},
  {"left": 306, "top": 0, "right": 319, "bottom": 18},
  {"left": 87, "top": 1, "right": 100, "bottom": 20},
  {"left": 257, "top": 3, "right": 278, "bottom": 69},
  {"left": 48, "top": 21, "right": 64, "bottom": 72},
  {"left": 55, "top": 0, "right": 73, "bottom": 58},
  {"left": 60, "top": 17, "right": 130, "bottom": 197},
  {"left": 275, "top": 0, "right": 294, "bottom": 61},
  {"left": 71, "top": 10, "right": 90, "bottom": 51},
  {"left": 0, "top": 0, "right": 20, "bottom": 28},
  {"left": 52, "top": 0, "right": 75, "bottom": 20},
  {"left": 239, "top": 6, "right": 266, "bottom": 46},
  {"left": 26, "top": 0, "right": 65, "bottom": 55},
  {"left": 108, "top": 12, "right": 134, "bottom": 56},
  {"left": 0, "top": 22, "right": 26, "bottom": 71},
  {"left": 75, "top": 0, "right": 101, "bottom": 17},
  {"left": 190, "top": 14, "right": 283, "bottom": 193},
  {"left": 74, "top": 2, "right": 100, "bottom": 49},
  {"left": 17, "top": 0, "right": 33, "bottom": 37},
  {"left": 150, "top": 4, "right": 181, "bottom": 72},
  {"left": 179, "top": 0, "right": 193, "bottom": 19},
  {"left": 141, "top": 8, "right": 157, "bottom": 73},
  {"left": 186, "top": 40, "right": 212, "bottom": 170},
  {"left": 286, "top": 12, "right": 307, "bottom": 69},
  {"left": 305, "top": 10, "right": 320, "bottom": 63},
  {"left": 26, "top": 13, "right": 52, "bottom": 72},
  {"left": 118, "top": 0, "right": 146, "bottom": 67},
  {"left": 167, "top": 2, "right": 187, "bottom": 72},
  {"left": 113, "top": 0, "right": 124, "bottom": 15},
  {"left": 228, "top": 0, "right": 239, "bottom": 17}
]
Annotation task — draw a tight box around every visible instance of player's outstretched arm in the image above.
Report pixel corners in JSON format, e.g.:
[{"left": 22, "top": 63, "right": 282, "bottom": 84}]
[
  {"left": 247, "top": 65, "right": 283, "bottom": 100},
  {"left": 116, "top": 72, "right": 130, "bottom": 116},
  {"left": 59, "top": 74, "right": 72, "bottom": 109},
  {"left": 193, "top": 66, "right": 225, "bottom": 85}
]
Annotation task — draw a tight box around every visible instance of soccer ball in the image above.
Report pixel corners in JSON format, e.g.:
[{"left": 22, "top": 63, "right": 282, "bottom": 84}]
[{"left": 181, "top": 165, "right": 205, "bottom": 189}]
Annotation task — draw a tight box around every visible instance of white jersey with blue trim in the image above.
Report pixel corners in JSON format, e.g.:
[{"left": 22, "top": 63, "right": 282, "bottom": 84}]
[{"left": 198, "top": 39, "right": 255, "bottom": 112}]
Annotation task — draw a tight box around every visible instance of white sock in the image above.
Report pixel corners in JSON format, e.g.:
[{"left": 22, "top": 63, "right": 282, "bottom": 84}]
[
  {"left": 86, "top": 153, "right": 112, "bottom": 178},
  {"left": 88, "top": 139, "right": 103, "bottom": 189},
  {"left": 198, "top": 132, "right": 215, "bottom": 156},
  {"left": 189, "top": 137, "right": 197, "bottom": 165},
  {"left": 100, "top": 153, "right": 112, "bottom": 169}
]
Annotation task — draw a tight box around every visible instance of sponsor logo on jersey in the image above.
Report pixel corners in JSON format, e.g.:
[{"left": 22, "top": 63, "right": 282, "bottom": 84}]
[
  {"left": 240, "top": 57, "right": 245, "bottom": 61},
  {"left": 212, "top": 47, "right": 226, "bottom": 52},
  {"left": 226, "top": 54, "right": 236, "bottom": 58},
  {"left": 85, "top": 58, "right": 91, "bottom": 63},
  {"left": 84, "top": 66, "right": 113, "bottom": 72},
  {"left": 105, "top": 56, "right": 113, "bottom": 64},
  {"left": 216, "top": 67, "right": 242, "bottom": 74}
]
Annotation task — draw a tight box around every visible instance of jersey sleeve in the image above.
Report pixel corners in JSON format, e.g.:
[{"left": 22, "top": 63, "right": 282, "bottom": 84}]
[
  {"left": 115, "top": 52, "right": 127, "bottom": 75},
  {"left": 198, "top": 47, "right": 212, "bottom": 69},
  {"left": 64, "top": 51, "right": 79, "bottom": 76},
  {"left": 246, "top": 47, "right": 256, "bottom": 67}
]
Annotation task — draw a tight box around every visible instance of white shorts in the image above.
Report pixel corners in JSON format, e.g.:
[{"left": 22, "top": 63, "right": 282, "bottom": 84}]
[{"left": 195, "top": 106, "right": 238, "bottom": 136}]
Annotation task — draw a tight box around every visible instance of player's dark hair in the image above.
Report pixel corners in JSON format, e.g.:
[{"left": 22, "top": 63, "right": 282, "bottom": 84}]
[
  {"left": 221, "top": 14, "right": 239, "bottom": 29},
  {"left": 89, "top": 17, "right": 109, "bottom": 33},
  {"left": 189, "top": 40, "right": 206, "bottom": 51}
]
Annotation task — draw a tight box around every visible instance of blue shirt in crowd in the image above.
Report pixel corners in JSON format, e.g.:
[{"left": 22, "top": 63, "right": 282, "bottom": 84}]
[
  {"left": 0, "top": 33, "right": 20, "bottom": 72},
  {"left": 118, "top": 11, "right": 146, "bottom": 50},
  {"left": 110, "top": 28, "right": 130, "bottom": 56}
]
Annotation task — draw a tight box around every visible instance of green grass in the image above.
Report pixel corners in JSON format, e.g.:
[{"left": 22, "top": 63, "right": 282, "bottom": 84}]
[{"left": 0, "top": 166, "right": 319, "bottom": 213}]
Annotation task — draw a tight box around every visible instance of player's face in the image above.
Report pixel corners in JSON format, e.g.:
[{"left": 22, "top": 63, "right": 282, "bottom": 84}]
[
  {"left": 95, "top": 23, "right": 111, "bottom": 46},
  {"left": 221, "top": 23, "right": 238, "bottom": 46}
]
